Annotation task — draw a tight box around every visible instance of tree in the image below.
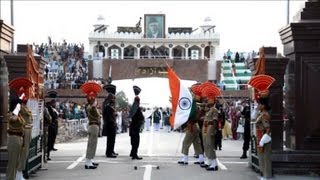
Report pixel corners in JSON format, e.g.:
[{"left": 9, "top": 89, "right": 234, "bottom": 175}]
[{"left": 116, "top": 91, "right": 129, "bottom": 109}]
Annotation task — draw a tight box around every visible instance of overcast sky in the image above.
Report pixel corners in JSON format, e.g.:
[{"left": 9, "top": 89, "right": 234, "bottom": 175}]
[{"left": 0, "top": 0, "right": 306, "bottom": 107}]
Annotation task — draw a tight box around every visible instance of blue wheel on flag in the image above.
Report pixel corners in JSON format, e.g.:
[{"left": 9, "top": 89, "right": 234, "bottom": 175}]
[{"left": 179, "top": 97, "right": 191, "bottom": 110}]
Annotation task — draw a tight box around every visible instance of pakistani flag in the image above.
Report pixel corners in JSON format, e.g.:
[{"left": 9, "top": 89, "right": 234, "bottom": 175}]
[{"left": 167, "top": 66, "right": 196, "bottom": 130}]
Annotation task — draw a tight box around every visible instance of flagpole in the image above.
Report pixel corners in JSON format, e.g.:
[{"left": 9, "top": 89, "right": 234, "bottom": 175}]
[
  {"left": 10, "top": 0, "right": 14, "bottom": 53},
  {"left": 287, "top": 0, "right": 290, "bottom": 25}
]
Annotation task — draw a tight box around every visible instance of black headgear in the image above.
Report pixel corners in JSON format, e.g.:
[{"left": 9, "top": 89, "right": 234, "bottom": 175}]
[
  {"left": 133, "top": 85, "right": 141, "bottom": 96},
  {"left": 104, "top": 84, "right": 116, "bottom": 95},
  {"left": 257, "top": 97, "right": 271, "bottom": 111}
]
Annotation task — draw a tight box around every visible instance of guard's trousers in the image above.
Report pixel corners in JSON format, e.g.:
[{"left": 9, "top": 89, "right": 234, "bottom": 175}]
[
  {"left": 258, "top": 142, "right": 272, "bottom": 178},
  {"left": 6, "top": 135, "right": 23, "bottom": 180},
  {"left": 181, "top": 123, "right": 203, "bottom": 155},
  {"left": 86, "top": 125, "right": 99, "bottom": 159}
]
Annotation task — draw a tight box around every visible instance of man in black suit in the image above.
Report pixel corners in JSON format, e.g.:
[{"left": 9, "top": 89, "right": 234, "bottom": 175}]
[
  {"left": 128, "top": 86, "right": 145, "bottom": 160},
  {"left": 102, "top": 84, "right": 118, "bottom": 158}
]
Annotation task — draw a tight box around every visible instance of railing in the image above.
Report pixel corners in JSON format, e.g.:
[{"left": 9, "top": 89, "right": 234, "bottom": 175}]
[
  {"left": 90, "top": 55, "right": 206, "bottom": 61},
  {"left": 65, "top": 118, "right": 89, "bottom": 136},
  {"left": 89, "top": 31, "right": 220, "bottom": 40}
]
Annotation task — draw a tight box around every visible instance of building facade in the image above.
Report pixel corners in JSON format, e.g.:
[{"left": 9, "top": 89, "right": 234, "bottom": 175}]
[{"left": 88, "top": 15, "right": 220, "bottom": 81}]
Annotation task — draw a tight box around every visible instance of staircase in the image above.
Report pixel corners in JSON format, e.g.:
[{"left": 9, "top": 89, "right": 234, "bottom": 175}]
[{"left": 221, "top": 61, "right": 252, "bottom": 90}]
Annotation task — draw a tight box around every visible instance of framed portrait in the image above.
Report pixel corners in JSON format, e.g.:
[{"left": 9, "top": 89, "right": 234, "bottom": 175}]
[{"left": 144, "top": 14, "right": 165, "bottom": 38}]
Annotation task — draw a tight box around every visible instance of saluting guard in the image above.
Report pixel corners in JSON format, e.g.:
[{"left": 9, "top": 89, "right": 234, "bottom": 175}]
[
  {"left": 80, "top": 81, "right": 102, "bottom": 169},
  {"left": 7, "top": 77, "right": 33, "bottom": 180}
]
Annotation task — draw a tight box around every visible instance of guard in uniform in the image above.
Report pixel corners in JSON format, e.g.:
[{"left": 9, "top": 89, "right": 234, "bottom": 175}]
[
  {"left": 46, "top": 91, "right": 59, "bottom": 160},
  {"left": 240, "top": 99, "right": 251, "bottom": 159},
  {"left": 102, "top": 84, "right": 118, "bottom": 158},
  {"left": 43, "top": 102, "right": 52, "bottom": 163},
  {"left": 199, "top": 82, "right": 221, "bottom": 171},
  {"left": 128, "top": 86, "right": 144, "bottom": 160},
  {"left": 80, "top": 81, "right": 102, "bottom": 169},
  {"left": 248, "top": 74, "right": 275, "bottom": 180},
  {"left": 7, "top": 77, "right": 33, "bottom": 180},
  {"left": 178, "top": 83, "right": 205, "bottom": 165},
  {"left": 215, "top": 100, "right": 225, "bottom": 151}
]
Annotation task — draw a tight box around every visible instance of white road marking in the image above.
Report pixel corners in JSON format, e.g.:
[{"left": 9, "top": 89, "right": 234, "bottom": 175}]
[
  {"left": 222, "top": 161, "right": 248, "bottom": 164},
  {"left": 147, "top": 129, "right": 154, "bottom": 156},
  {"left": 66, "top": 154, "right": 85, "bottom": 169},
  {"left": 217, "top": 158, "right": 228, "bottom": 170},
  {"left": 143, "top": 165, "right": 152, "bottom": 180}
]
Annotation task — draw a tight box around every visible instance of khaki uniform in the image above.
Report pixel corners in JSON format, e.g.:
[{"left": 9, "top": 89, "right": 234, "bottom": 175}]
[
  {"left": 181, "top": 122, "right": 202, "bottom": 155},
  {"left": 202, "top": 107, "right": 219, "bottom": 159},
  {"left": 6, "top": 113, "right": 25, "bottom": 180},
  {"left": 256, "top": 112, "right": 272, "bottom": 178},
  {"left": 17, "top": 104, "right": 33, "bottom": 171},
  {"left": 43, "top": 106, "right": 52, "bottom": 162},
  {"left": 85, "top": 104, "right": 101, "bottom": 159}
]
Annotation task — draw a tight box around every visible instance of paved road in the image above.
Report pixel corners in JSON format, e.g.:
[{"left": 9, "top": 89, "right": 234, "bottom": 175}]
[{"left": 25, "top": 129, "right": 317, "bottom": 180}]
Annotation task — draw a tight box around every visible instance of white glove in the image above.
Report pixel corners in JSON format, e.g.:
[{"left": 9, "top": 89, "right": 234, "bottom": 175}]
[
  {"left": 259, "top": 133, "right": 272, "bottom": 146},
  {"left": 13, "top": 103, "right": 21, "bottom": 116},
  {"left": 19, "top": 93, "right": 25, "bottom": 100}
]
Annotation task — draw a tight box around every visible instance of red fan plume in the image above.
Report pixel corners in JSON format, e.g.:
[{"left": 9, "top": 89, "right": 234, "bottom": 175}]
[
  {"left": 248, "top": 75, "right": 275, "bottom": 92},
  {"left": 80, "top": 82, "right": 102, "bottom": 98}
]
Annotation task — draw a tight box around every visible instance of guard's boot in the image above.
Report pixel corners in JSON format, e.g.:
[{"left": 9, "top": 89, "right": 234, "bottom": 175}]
[{"left": 240, "top": 150, "right": 247, "bottom": 159}]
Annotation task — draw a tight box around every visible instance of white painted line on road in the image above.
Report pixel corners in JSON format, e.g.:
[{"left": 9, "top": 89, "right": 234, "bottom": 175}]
[
  {"left": 147, "top": 129, "right": 154, "bottom": 156},
  {"left": 217, "top": 159, "right": 228, "bottom": 170},
  {"left": 143, "top": 165, "right": 152, "bottom": 180},
  {"left": 66, "top": 154, "right": 85, "bottom": 170},
  {"left": 222, "top": 161, "right": 248, "bottom": 164}
]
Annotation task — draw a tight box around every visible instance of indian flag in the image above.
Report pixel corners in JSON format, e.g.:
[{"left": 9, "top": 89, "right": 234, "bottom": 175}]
[{"left": 167, "top": 66, "right": 195, "bottom": 130}]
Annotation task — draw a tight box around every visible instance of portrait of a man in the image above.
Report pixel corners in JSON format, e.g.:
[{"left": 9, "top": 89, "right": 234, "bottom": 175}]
[{"left": 145, "top": 14, "right": 165, "bottom": 38}]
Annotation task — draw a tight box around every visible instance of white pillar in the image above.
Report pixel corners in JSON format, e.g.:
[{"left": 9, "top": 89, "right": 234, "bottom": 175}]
[
  {"left": 169, "top": 48, "right": 173, "bottom": 59},
  {"left": 210, "top": 46, "right": 215, "bottom": 61},
  {"left": 201, "top": 47, "right": 205, "bottom": 59},
  {"left": 89, "top": 42, "right": 96, "bottom": 56},
  {"left": 185, "top": 48, "right": 189, "bottom": 60},
  {"left": 121, "top": 47, "right": 124, "bottom": 59},
  {"left": 105, "top": 47, "right": 108, "bottom": 59},
  {"left": 137, "top": 48, "right": 140, "bottom": 59}
]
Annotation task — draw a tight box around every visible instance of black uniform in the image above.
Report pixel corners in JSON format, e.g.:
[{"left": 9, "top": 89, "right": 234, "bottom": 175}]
[
  {"left": 47, "top": 101, "right": 59, "bottom": 159},
  {"left": 215, "top": 106, "right": 225, "bottom": 150},
  {"left": 128, "top": 98, "right": 144, "bottom": 160},
  {"left": 102, "top": 94, "right": 117, "bottom": 157},
  {"left": 240, "top": 102, "right": 251, "bottom": 159}
]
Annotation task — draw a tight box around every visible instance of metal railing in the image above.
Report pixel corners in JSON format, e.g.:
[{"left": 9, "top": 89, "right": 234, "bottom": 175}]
[{"left": 65, "top": 118, "right": 88, "bottom": 136}]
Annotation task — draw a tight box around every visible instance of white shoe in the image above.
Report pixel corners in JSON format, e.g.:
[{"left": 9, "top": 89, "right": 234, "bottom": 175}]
[{"left": 15, "top": 171, "right": 25, "bottom": 180}]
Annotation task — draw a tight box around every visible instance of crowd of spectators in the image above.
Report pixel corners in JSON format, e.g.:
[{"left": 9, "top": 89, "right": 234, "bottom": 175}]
[{"left": 33, "top": 38, "right": 88, "bottom": 89}]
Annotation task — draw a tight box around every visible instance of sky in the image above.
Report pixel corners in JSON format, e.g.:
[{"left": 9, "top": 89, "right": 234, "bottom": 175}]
[{"left": 0, "top": 0, "right": 306, "bottom": 107}]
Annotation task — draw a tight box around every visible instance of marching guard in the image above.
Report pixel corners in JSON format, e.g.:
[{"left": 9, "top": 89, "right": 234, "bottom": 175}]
[
  {"left": 199, "top": 82, "right": 222, "bottom": 171},
  {"left": 178, "top": 83, "right": 205, "bottom": 165}
]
